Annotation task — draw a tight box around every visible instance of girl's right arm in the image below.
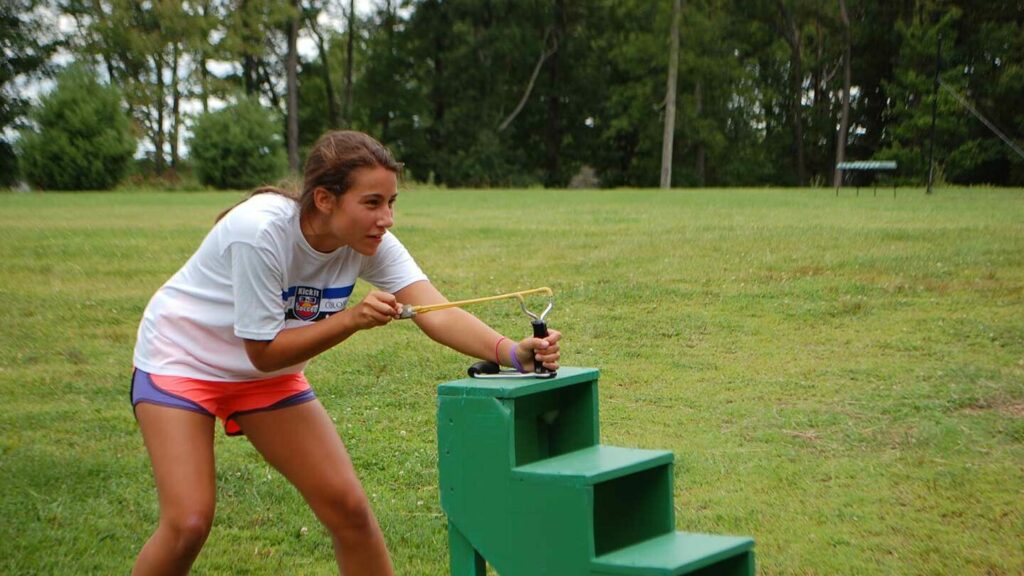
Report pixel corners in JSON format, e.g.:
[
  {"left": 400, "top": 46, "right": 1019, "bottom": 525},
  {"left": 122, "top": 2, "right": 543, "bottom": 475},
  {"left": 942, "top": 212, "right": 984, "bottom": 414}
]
[{"left": 244, "top": 291, "right": 400, "bottom": 373}]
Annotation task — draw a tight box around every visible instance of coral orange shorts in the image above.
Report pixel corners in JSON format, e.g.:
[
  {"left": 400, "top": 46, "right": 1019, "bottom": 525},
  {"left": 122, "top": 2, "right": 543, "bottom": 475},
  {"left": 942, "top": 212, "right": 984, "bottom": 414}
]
[{"left": 131, "top": 368, "right": 316, "bottom": 436}]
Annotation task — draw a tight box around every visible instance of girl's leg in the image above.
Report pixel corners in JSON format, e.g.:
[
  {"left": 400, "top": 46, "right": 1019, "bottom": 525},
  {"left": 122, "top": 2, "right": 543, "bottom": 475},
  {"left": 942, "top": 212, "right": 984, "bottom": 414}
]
[
  {"left": 132, "top": 404, "right": 216, "bottom": 576},
  {"left": 235, "top": 400, "right": 394, "bottom": 576}
]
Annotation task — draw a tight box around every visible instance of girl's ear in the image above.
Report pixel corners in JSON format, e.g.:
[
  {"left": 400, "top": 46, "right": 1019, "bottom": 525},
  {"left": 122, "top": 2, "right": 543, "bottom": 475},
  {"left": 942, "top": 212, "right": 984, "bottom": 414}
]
[{"left": 312, "top": 187, "right": 337, "bottom": 214}]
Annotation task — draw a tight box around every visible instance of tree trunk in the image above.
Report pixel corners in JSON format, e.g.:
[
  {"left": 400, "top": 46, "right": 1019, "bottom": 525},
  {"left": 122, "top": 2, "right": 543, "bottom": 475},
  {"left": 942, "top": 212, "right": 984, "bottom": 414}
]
[
  {"left": 309, "top": 15, "right": 338, "bottom": 127},
  {"left": 171, "top": 42, "right": 181, "bottom": 170},
  {"left": 240, "top": 0, "right": 258, "bottom": 95},
  {"left": 499, "top": 29, "right": 557, "bottom": 132},
  {"left": 199, "top": 54, "right": 210, "bottom": 113},
  {"left": 380, "top": 0, "right": 394, "bottom": 140},
  {"left": 544, "top": 0, "right": 566, "bottom": 187},
  {"left": 833, "top": 0, "right": 852, "bottom": 188},
  {"left": 286, "top": 0, "right": 300, "bottom": 173},
  {"left": 102, "top": 55, "right": 117, "bottom": 90},
  {"left": 777, "top": 1, "right": 806, "bottom": 186},
  {"left": 344, "top": 0, "right": 355, "bottom": 124},
  {"left": 428, "top": 0, "right": 446, "bottom": 183},
  {"left": 695, "top": 80, "right": 706, "bottom": 186},
  {"left": 245, "top": 56, "right": 258, "bottom": 95},
  {"left": 257, "top": 61, "right": 281, "bottom": 108},
  {"left": 153, "top": 52, "right": 166, "bottom": 175},
  {"left": 813, "top": 16, "right": 824, "bottom": 112},
  {"left": 660, "top": 0, "right": 682, "bottom": 189},
  {"left": 199, "top": 0, "right": 210, "bottom": 113}
]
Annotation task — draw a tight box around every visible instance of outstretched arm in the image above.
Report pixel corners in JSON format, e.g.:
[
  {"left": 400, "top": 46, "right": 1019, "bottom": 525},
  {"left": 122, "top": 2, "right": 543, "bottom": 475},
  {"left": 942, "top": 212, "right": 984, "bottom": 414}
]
[{"left": 395, "top": 280, "right": 561, "bottom": 371}]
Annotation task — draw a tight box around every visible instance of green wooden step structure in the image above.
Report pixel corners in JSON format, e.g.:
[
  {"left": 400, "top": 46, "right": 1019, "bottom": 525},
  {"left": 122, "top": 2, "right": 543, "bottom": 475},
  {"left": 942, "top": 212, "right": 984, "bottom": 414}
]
[{"left": 437, "top": 367, "right": 755, "bottom": 576}]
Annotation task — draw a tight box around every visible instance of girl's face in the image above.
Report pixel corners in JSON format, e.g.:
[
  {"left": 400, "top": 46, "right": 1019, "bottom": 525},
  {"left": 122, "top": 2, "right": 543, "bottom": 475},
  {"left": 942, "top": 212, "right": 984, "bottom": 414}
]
[{"left": 317, "top": 165, "right": 398, "bottom": 255}]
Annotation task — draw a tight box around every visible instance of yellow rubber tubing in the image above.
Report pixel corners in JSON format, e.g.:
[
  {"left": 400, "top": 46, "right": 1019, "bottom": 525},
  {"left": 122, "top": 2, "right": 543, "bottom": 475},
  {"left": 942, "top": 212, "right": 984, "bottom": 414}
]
[{"left": 404, "top": 287, "right": 553, "bottom": 316}]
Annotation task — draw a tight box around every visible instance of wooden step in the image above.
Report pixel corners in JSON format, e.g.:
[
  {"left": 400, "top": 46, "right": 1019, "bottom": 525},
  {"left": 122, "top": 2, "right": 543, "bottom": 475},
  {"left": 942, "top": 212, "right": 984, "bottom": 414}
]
[
  {"left": 512, "top": 445, "right": 673, "bottom": 486},
  {"left": 591, "top": 531, "right": 755, "bottom": 576},
  {"left": 438, "top": 366, "right": 599, "bottom": 399}
]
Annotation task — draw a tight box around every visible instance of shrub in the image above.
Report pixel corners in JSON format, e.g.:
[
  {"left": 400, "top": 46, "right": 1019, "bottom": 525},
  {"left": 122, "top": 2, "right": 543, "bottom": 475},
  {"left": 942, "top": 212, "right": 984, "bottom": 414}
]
[
  {"left": 568, "top": 165, "right": 601, "bottom": 189},
  {"left": 189, "top": 97, "right": 287, "bottom": 189},
  {"left": 445, "top": 129, "right": 541, "bottom": 188},
  {"left": 0, "top": 141, "right": 17, "bottom": 187},
  {"left": 118, "top": 158, "right": 203, "bottom": 192},
  {"left": 17, "top": 65, "right": 136, "bottom": 190}
]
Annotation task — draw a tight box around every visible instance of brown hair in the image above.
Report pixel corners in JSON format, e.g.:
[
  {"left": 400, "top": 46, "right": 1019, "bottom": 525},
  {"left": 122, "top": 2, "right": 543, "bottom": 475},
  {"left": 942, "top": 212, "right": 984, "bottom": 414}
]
[{"left": 216, "top": 131, "right": 402, "bottom": 222}]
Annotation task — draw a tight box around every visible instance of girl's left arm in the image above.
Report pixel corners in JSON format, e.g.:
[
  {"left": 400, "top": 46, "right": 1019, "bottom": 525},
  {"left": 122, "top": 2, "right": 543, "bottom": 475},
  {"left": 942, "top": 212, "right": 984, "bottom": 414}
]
[{"left": 394, "top": 280, "right": 561, "bottom": 371}]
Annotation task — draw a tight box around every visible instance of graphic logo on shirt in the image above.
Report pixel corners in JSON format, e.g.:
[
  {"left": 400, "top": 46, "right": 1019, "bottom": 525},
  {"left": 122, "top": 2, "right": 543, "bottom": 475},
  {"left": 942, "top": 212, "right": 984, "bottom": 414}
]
[
  {"left": 283, "top": 284, "right": 353, "bottom": 322},
  {"left": 292, "top": 286, "right": 321, "bottom": 321}
]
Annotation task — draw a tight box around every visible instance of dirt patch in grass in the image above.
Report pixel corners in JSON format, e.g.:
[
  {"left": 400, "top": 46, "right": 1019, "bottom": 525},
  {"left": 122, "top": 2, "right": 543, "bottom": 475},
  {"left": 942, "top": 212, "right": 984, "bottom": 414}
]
[{"left": 961, "top": 401, "right": 1024, "bottom": 419}]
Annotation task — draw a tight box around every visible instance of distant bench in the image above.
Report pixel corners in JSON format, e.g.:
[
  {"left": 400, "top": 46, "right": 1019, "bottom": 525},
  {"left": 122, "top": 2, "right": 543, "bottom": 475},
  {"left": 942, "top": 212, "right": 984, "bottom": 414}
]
[{"left": 836, "top": 160, "right": 897, "bottom": 197}]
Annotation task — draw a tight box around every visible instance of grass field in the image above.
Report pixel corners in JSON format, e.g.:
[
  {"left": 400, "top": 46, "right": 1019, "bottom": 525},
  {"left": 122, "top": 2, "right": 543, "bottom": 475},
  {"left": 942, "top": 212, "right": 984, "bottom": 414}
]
[{"left": 1, "top": 187, "right": 1022, "bottom": 575}]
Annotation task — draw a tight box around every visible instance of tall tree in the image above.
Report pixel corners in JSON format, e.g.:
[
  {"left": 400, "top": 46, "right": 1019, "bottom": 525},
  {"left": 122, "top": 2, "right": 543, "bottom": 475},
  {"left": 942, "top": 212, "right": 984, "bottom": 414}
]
[
  {"left": 543, "top": 0, "right": 566, "bottom": 186},
  {"left": 775, "top": 0, "right": 807, "bottom": 185},
  {"left": 833, "top": 0, "right": 851, "bottom": 188},
  {"left": 286, "top": 0, "right": 300, "bottom": 172},
  {"left": 193, "top": 0, "right": 215, "bottom": 114},
  {"left": 344, "top": 0, "right": 355, "bottom": 124},
  {"left": 62, "top": 0, "right": 179, "bottom": 174},
  {"left": 585, "top": 0, "right": 665, "bottom": 187},
  {"left": 880, "top": 6, "right": 968, "bottom": 184},
  {"left": 1, "top": 0, "right": 61, "bottom": 184},
  {"left": 306, "top": 4, "right": 339, "bottom": 128},
  {"left": 946, "top": 0, "right": 1024, "bottom": 184},
  {"left": 660, "top": 0, "right": 682, "bottom": 189},
  {"left": 220, "top": 0, "right": 292, "bottom": 102}
]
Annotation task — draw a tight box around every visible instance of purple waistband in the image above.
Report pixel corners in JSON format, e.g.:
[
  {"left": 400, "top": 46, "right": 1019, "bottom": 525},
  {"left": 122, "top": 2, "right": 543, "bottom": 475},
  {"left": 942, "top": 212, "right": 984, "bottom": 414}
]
[{"left": 131, "top": 368, "right": 212, "bottom": 417}]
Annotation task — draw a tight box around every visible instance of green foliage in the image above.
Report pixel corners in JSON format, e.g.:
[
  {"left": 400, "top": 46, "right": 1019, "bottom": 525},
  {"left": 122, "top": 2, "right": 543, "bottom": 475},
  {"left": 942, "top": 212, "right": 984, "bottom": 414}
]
[
  {"left": 2, "top": 0, "right": 61, "bottom": 186},
  {"left": 189, "top": 97, "right": 287, "bottom": 190},
  {"left": 1, "top": 0, "right": 60, "bottom": 130},
  {"left": 880, "top": 3, "right": 1024, "bottom": 185},
  {"left": 880, "top": 9, "right": 966, "bottom": 184},
  {"left": 44, "top": 0, "right": 1024, "bottom": 187},
  {"left": 118, "top": 158, "right": 203, "bottom": 192},
  {"left": 62, "top": 0, "right": 199, "bottom": 174},
  {"left": 445, "top": 129, "right": 539, "bottom": 188},
  {"left": 0, "top": 141, "right": 18, "bottom": 187},
  {"left": 17, "top": 65, "right": 135, "bottom": 191}
]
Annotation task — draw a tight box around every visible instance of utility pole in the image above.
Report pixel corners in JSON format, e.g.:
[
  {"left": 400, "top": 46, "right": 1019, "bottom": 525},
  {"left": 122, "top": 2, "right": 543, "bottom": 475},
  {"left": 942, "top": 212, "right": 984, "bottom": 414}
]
[{"left": 926, "top": 32, "right": 942, "bottom": 195}]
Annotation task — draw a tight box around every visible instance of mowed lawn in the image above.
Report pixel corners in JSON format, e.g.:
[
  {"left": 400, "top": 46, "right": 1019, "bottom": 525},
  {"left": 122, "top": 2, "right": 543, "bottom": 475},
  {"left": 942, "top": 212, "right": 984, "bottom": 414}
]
[{"left": 0, "top": 187, "right": 1021, "bottom": 575}]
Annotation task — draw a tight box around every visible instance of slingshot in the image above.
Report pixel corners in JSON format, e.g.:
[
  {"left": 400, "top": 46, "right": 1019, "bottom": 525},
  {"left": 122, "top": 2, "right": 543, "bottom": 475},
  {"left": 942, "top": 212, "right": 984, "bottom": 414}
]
[{"left": 397, "top": 287, "right": 556, "bottom": 379}]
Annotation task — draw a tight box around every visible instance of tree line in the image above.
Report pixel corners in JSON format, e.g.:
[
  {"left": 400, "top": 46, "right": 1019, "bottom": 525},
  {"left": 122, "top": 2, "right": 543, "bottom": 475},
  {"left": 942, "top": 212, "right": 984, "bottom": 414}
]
[{"left": 3, "top": 0, "right": 1023, "bottom": 190}]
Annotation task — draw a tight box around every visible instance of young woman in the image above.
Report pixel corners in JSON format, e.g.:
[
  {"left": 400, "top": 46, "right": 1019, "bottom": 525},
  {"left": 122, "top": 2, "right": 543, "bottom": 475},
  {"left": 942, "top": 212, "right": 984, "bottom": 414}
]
[{"left": 130, "top": 130, "right": 562, "bottom": 575}]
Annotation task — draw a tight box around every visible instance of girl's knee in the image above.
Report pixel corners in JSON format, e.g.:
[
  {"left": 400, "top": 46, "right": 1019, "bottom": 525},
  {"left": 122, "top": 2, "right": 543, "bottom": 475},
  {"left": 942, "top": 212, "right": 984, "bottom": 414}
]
[
  {"left": 317, "top": 490, "right": 376, "bottom": 537},
  {"left": 161, "top": 510, "right": 214, "bottom": 552}
]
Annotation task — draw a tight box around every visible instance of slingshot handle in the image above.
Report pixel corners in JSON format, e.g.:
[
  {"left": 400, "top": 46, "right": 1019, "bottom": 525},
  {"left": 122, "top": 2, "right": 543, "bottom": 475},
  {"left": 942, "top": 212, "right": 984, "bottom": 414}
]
[
  {"left": 532, "top": 320, "right": 551, "bottom": 375},
  {"left": 468, "top": 361, "right": 501, "bottom": 378}
]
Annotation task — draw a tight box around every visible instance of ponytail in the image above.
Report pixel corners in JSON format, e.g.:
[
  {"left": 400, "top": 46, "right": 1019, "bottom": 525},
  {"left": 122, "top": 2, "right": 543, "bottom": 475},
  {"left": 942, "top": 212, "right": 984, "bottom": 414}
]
[{"left": 214, "top": 186, "right": 300, "bottom": 223}]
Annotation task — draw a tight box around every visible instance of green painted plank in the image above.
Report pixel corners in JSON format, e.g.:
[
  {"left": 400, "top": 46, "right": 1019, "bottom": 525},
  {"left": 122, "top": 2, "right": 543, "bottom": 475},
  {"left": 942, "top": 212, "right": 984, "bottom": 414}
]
[
  {"left": 512, "top": 445, "right": 672, "bottom": 486},
  {"left": 592, "top": 532, "right": 755, "bottom": 576},
  {"left": 437, "top": 366, "right": 600, "bottom": 398}
]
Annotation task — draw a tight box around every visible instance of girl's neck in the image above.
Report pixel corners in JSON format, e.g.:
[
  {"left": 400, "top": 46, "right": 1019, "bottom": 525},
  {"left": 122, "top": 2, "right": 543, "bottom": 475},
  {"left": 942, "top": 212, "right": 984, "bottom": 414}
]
[{"left": 299, "top": 212, "right": 343, "bottom": 253}]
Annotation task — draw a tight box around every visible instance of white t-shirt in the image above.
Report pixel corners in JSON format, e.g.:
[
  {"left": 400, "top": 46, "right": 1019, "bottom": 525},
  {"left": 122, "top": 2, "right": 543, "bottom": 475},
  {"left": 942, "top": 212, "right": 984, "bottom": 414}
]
[{"left": 133, "top": 193, "right": 427, "bottom": 381}]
